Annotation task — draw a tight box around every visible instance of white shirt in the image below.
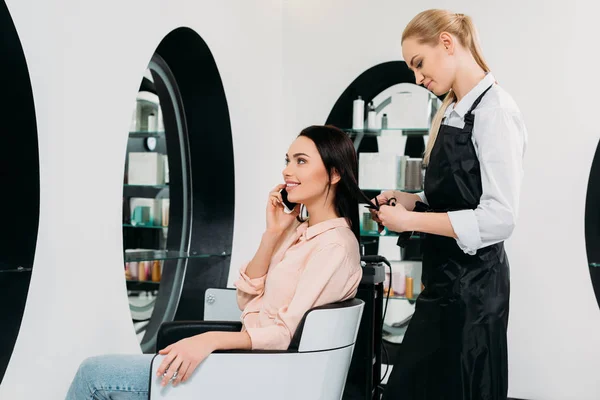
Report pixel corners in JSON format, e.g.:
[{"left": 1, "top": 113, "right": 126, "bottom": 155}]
[{"left": 417, "top": 73, "right": 527, "bottom": 255}]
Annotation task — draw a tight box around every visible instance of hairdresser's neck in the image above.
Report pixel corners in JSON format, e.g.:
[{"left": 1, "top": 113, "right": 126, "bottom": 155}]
[
  {"left": 305, "top": 201, "right": 339, "bottom": 227},
  {"left": 452, "top": 56, "right": 487, "bottom": 103}
]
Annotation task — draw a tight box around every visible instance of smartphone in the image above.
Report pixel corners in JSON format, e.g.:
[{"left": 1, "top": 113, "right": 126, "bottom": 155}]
[{"left": 280, "top": 188, "right": 297, "bottom": 214}]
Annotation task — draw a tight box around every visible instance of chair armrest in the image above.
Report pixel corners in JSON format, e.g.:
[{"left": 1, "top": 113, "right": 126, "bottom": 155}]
[{"left": 157, "top": 321, "right": 242, "bottom": 350}]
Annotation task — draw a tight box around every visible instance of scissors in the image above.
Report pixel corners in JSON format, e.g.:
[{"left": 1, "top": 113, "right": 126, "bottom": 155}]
[
  {"left": 365, "top": 196, "right": 397, "bottom": 233},
  {"left": 364, "top": 196, "right": 397, "bottom": 211}
]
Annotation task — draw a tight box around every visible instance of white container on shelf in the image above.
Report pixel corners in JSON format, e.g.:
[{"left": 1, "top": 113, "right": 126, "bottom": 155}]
[
  {"left": 157, "top": 107, "right": 164, "bottom": 131},
  {"left": 128, "top": 152, "right": 165, "bottom": 185},
  {"left": 387, "top": 90, "right": 430, "bottom": 129},
  {"left": 378, "top": 236, "right": 402, "bottom": 261},
  {"left": 163, "top": 155, "right": 169, "bottom": 184},
  {"left": 352, "top": 96, "right": 365, "bottom": 130},
  {"left": 358, "top": 152, "right": 402, "bottom": 190},
  {"left": 147, "top": 113, "right": 157, "bottom": 132},
  {"left": 161, "top": 199, "right": 170, "bottom": 227}
]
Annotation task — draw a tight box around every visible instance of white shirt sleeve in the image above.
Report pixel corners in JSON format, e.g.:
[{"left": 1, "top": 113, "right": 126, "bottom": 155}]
[
  {"left": 416, "top": 191, "right": 428, "bottom": 205},
  {"left": 447, "top": 108, "right": 527, "bottom": 255}
]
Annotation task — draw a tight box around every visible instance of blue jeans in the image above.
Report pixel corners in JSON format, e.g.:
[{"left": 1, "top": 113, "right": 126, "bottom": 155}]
[{"left": 65, "top": 354, "right": 155, "bottom": 400}]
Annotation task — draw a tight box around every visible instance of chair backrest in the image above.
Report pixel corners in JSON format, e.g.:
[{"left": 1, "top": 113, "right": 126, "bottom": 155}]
[
  {"left": 289, "top": 298, "right": 364, "bottom": 352},
  {"left": 204, "top": 289, "right": 364, "bottom": 353},
  {"left": 204, "top": 288, "right": 241, "bottom": 321}
]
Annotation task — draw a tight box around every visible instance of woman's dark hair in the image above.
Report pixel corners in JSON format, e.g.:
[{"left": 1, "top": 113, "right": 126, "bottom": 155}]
[{"left": 298, "top": 125, "right": 377, "bottom": 241}]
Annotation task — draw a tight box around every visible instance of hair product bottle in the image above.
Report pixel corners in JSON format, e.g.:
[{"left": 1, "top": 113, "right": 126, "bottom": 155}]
[{"left": 352, "top": 95, "right": 365, "bottom": 130}]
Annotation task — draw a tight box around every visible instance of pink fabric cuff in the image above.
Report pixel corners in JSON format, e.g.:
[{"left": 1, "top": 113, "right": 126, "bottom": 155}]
[
  {"left": 245, "top": 324, "right": 290, "bottom": 351},
  {"left": 233, "top": 262, "right": 266, "bottom": 295}
]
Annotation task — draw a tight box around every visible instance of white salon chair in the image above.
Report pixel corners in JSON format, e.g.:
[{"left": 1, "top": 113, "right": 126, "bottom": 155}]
[{"left": 149, "top": 288, "right": 365, "bottom": 400}]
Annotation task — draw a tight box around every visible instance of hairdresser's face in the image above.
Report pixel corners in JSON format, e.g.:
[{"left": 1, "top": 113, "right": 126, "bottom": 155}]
[
  {"left": 402, "top": 33, "right": 456, "bottom": 96},
  {"left": 282, "top": 136, "right": 338, "bottom": 207}
]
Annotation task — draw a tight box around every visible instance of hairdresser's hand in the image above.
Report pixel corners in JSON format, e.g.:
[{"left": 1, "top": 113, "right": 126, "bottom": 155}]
[
  {"left": 266, "top": 184, "right": 299, "bottom": 234},
  {"left": 156, "top": 333, "right": 216, "bottom": 387},
  {"left": 370, "top": 190, "right": 396, "bottom": 226},
  {"left": 377, "top": 203, "right": 412, "bottom": 233}
]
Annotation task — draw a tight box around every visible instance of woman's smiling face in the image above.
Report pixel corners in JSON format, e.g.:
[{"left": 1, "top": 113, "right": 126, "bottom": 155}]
[{"left": 282, "top": 136, "right": 334, "bottom": 206}]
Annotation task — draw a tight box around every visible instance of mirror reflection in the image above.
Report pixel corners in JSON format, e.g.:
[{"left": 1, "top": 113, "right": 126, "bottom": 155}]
[{"left": 122, "top": 68, "right": 170, "bottom": 344}]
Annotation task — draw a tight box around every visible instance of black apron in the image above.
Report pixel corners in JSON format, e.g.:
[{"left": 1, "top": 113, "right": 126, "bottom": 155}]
[{"left": 383, "top": 86, "right": 510, "bottom": 400}]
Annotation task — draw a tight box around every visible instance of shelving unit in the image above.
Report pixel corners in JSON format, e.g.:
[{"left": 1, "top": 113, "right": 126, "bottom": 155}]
[
  {"left": 123, "top": 224, "right": 167, "bottom": 229},
  {"left": 128, "top": 131, "right": 165, "bottom": 138},
  {"left": 123, "top": 91, "right": 170, "bottom": 318},
  {"left": 124, "top": 250, "right": 229, "bottom": 263}
]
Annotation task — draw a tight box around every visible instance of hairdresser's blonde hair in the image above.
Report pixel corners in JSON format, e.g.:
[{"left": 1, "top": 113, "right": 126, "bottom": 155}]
[{"left": 402, "top": 9, "right": 489, "bottom": 164}]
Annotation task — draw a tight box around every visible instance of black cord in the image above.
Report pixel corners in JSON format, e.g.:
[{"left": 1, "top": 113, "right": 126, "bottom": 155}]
[
  {"left": 361, "top": 255, "right": 392, "bottom": 386},
  {"left": 380, "top": 261, "right": 392, "bottom": 386}
]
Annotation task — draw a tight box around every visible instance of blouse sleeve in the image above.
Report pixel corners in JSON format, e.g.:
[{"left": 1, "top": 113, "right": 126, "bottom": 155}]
[
  {"left": 233, "top": 262, "right": 267, "bottom": 311},
  {"left": 245, "top": 243, "right": 361, "bottom": 350}
]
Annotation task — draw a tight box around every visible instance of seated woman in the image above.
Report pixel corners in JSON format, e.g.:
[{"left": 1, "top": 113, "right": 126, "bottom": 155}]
[{"left": 66, "top": 125, "right": 367, "bottom": 399}]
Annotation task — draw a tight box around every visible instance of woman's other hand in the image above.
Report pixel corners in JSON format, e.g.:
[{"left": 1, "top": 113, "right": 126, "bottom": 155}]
[
  {"left": 266, "top": 184, "right": 299, "bottom": 234},
  {"left": 156, "top": 334, "right": 217, "bottom": 387}
]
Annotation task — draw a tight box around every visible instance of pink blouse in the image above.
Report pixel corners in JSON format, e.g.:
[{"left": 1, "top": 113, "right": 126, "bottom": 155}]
[{"left": 233, "top": 217, "right": 363, "bottom": 350}]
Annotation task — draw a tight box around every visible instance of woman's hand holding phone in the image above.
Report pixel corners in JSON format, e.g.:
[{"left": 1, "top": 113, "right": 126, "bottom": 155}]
[{"left": 266, "top": 184, "right": 299, "bottom": 235}]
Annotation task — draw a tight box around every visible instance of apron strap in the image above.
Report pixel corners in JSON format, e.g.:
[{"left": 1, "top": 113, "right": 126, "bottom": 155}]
[{"left": 463, "top": 84, "right": 494, "bottom": 133}]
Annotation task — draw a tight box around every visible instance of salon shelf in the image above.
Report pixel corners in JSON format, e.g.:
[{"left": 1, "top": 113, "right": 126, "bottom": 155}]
[
  {"left": 0, "top": 266, "right": 32, "bottom": 274},
  {"left": 344, "top": 128, "right": 429, "bottom": 136},
  {"left": 360, "top": 188, "right": 422, "bottom": 193},
  {"left": 360, "top": 231, "right": 420, "bottom": 240},
  {"left": 126, "top": 279, "right": 160, "bottom": 291},
  {"left": 124, "top": 250, "right": 230, "bottom": 263},
  {"left": 384, "top": 294, "right": 420, "bottom": 302},
  {"left": 128, "top": 131, "right": 165, "bottom": 138},
  {"left": 123, "top": 224, "right": 167, "bottom": 229},
  {"left": 123, "top": 184, "right": 169, "bottom": 189}
]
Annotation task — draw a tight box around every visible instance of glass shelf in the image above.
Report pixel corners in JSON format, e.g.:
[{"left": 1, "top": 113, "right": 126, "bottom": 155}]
[
  {"left": 0, "top": 266, "right": 32, "bottom": 273},
  {"left": 124, "top": 250, "right": 229, "bottom": 262},
  {"left": 128, "top": 131, "right": 165, "bottom": 138},
  {"left": 385, "top": 294, "right": 420, "bottom": 301},
  {"left": 123, "top": 184, "right": 169, "bottom": 189},
  {"left": 123, "top": 224, "right": 167, "bottom": 229},
  {"left": 360, "top": 188, "right": 422, "bottom": 193},
  {"left": 590, "top": 263, "right": 600, "bottom": 267},
  {"left": 360, "top": 230, "right": 420, "bottom": 239},
  {"left": 343, "top": 128, "right": 429, "bottom": 136}
]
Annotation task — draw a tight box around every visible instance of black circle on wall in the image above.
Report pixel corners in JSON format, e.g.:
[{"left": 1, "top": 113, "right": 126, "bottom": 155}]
[
  {"left": 0, "top": 0, "right": 40, "bottom": 384},
  {"left": 584, "top": 142, "right": 600, "bottom": 310},
  {"left": 131, "top": 28, "right": 235, "bottom": 353},
  {"left": 326, "top": 61, "right": 425, "bottom": 156}
]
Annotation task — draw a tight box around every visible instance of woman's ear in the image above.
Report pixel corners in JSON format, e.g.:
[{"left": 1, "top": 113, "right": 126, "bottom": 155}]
[
  {"left": 439, "top": 32, "right": 454, "bottom": 54},
  {"left": 330, "top": 169, "right": 341, "bottom": 185}
]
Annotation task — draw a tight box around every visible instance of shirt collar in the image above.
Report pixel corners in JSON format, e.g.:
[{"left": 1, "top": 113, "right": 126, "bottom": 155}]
[
  {"left": 445, "top": 72, "right": 495, "bottom": 119},
  {"left": 296, "top": 217, "right": 350, "bottom": 241}
]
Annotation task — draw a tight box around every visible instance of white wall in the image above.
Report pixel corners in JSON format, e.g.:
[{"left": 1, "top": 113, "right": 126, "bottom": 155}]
[
  {"left": 3, "top": 1, "right": 600, "bottom": 399},
  {"left": 283, "top": 0, "right": 600, "bottom": 399},
  {"left": 0, "top": 1, "right": 285, "bottom": 399}
]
